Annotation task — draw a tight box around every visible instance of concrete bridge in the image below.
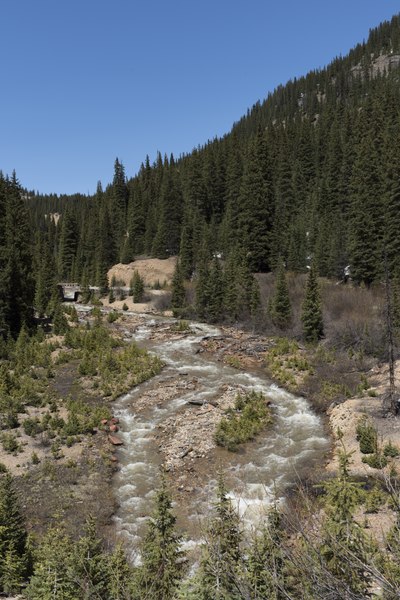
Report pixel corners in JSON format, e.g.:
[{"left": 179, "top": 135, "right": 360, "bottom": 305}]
[{"left": 57, "top": 283, "right": 100, "bottom": 301}]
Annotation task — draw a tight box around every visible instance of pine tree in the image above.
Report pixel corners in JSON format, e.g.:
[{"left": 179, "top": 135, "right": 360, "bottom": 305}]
[
  {"left": 206, "top": 258, "right": 224, "bottom": 323},
  {"left": 34, "top": 234, "right": 56, "bottom": 316},
  {"left": 179, "top": 221, "right": 194, "bottom": 280},
  {"left": 385, "top": 177, "right": 400, "bottom": 277},
  {"left": 58, "top": 206, "right": 78, "bottom": 280},
  {"left": 0, "top": 173, "right": 34, "bottom": 336},
  {"left": 135, "top": 475, "right": 185, "bottom": 599},
  {"left": 130, "top": 271, "right": 144, "bottom": 303},
  {"left": 112, "top": 158, "right": 129, "bottom": 260},
  {"left": 301, "top": 264, "right": 324, "bottom": 342},
  {"left": 222, "top": 250, "right": 240, "bottom": 322},
  {"left": 0, "top": 472, "right": 29, "bottom": 594},
  {"left": 247, "top": 507, "right": 285, "bottom": 600},
  {"left": 25, "top": 527, "right": 78, "bottom": 600},
  {"left": 319, "top": 448, "right": 373, "bottom": 597},
  {"left": 196, "top": 475, "right": 243, "bottom": 599},
  {"left": 107, "top": 542, "right": 133, "bottom": 600},
  {"left": 171, "top": 261, "right": 186, "bottom": 313},
  {"left": 237, "top": 138, "right": 273, "bottom": 272},
  {"left": 53, "top": 303, "right": 69, "bottom": 335},
  {"left": 73, "top": 516, "right": 110, "bottom": 599},
  {"left": 270, "top": 263, "right": 292, "bottom": 329},
  {"left": 250, "top": 276, "right": 262, "bottom": 322}
]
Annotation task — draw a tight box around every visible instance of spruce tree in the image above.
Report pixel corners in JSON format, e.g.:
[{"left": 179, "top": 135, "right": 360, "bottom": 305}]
[
  {"left": 25, "top": 527, "right": 78, "bottom": 600},
  {"left": 206, "top": 258, "right": 224, "bottom": 323},
  {"left": 196, "top": 475, "right": 243, "bottom": 599},
  {"left": 237, "top": 138, "right": 273, "bottom": 272},
  {"left": 319, "top": 449, "right": 373, "bottom": 598},
  {"left": 171, "top": 261, "right": 186, "bottom": 313},
  {"left": 135, "top": 475, "right": 185, "bottom": 599},
  {"left": 179, "top": 221, "right": 194, "bottom": 280},
  {"left": 1, "top": 173, "right": 34, "bottom": 336},
  {"left": 0, "top": 472, "right": 29, "bottom": 594},
  {"left": 107, "top": 542, "right": 133, "bottom": 600},
  {"left": 73, "top": 516, "right": 110, "bottom": 599},
  {"left": 58, "top": 206, "right": 78, "bottom": 281},
  {"left": 301, "top": 264, "right": 324, "bottom": 342},
  {"left": 270, "top": 263, "right": 292, "bottom": 329},
  {"left": 130, "top": 271, "right": 144, "bottom": 303},
  {"left": 247, "top": 507, "right": 285, "bottom": 600}
]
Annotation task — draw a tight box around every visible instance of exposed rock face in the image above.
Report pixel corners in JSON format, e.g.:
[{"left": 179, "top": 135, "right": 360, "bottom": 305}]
[{"left": 350, "top": 53, "right": 400, "bottom": 79}]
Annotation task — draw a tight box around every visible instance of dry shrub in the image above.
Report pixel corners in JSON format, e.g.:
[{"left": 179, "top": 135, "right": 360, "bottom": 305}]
[
  {"left": 322, "top": 283, "right": 386, "bottom": 357},
  {"left": 153, "top": 291, "right": 172, "bottom": 311}
]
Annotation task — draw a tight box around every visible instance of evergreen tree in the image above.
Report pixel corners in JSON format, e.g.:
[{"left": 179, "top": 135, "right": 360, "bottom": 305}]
[
  {"left": 34, "top": 234, "right": 56, "bottom": 316},
  {"left": 237, "top": 138, "right": 273, "bottom": 272},
  {"left": 58, "top": 206, "right": 78, "bottom": 280},
  {"left": 0, "top": 173, "right": 34, "bottom": 336},
  {"left": 53, "top": 303, "right": 69, "bottom": 335},
  {"left": 130, "top": 271, "right": 144, "bottom": 303},
  {"left": 171, "top": 261, "right": 186, "bottom": 313},
  {"left": 73, "top": 516, "right": 110, "bottom": 599},
  {"left": 179, "top": 221, "right": 194, "bottom": 280},
  {"left": 196, "top": 475, "right": 243, "bottom": 599},
  {"left": 270, "top": 263, "right": 292, "bottom": 329},
  {"left": 247, "top": 507, "right": 286, "bottom": 599},
  {"left": 301, "top": 264, "right": 324, "bottom": 342},
  {"left": 135, "top": 475, "right": 185, "bottom": 599},
  {"left": 25, "top": 527, "right": 78, "bottom": 600},
  {"left": 112, "top": 158, "right": 129, "bottom": 260},
  {"left": 107, "top": 542, "right": 133, "bottom": 600},
  {"left": 385, "top": 177, "right": 400, "bottom": 277},
  {"left": 319, "top": 448, "right": 373, "bottom": 598},
  {"left": 0, "top": 472, "right": 29, "bottom": 594},
  {"left": 205, "top": 258, "right": 224, "bottom": 323}
]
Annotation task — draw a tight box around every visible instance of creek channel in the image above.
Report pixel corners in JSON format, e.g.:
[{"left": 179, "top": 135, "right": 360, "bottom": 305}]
[{"left": 112, "top": 315, "right": 328, "bottom": 560}]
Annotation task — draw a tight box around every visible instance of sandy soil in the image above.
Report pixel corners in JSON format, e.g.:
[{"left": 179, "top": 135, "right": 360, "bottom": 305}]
[
  {"left": 107, "top": 257, "right": 177, "bottom": 287},
  {"left": 100, "top": 290, "right": 169, "bottom": 313},
  {"left": 326, "top": 361, "right": 400, "bottom": 476}
]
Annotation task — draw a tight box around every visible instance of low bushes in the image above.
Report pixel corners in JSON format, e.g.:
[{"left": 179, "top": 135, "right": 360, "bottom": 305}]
[{"left": 215, "top": 391, "right": 272, "bottom": 451}]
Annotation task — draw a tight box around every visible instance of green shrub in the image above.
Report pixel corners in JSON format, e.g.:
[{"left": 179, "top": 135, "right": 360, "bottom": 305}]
[
  {"left": 356, "top": 417, "right": 378, "bottom": 454},
  {"left": 107, "top": 311, "right": 119, "bottom": 323},
  {"left": 172, "top": 320, "right": 190, "bottom": 332},
  {"left": 383, "top": 440, "right": 400, "bottom": 458},
  {"left": 1, "top": 433, "right": 21, "bottom": 454},
  {"left": 31, "top": 451, "right": 40, "bottom": 465},
  {"left": 362, "top": 453, "right": 388, "bottom": 469},
  {"left": 215, "top": 391, "right": 272, "bottom": 452},
  {"left": 364, "top": 485, "right": 387, "bottom": 513},
  {"left": 23, "top": 417, "right": 43, "bottom": 437},
  {"left": 122, "top": 303, "right": 129, "bottom": 311}
]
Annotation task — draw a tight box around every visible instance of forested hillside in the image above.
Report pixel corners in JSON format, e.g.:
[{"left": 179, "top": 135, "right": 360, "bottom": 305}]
[{"left": 2, "top": 14, "right": 400, "bottom": 335}]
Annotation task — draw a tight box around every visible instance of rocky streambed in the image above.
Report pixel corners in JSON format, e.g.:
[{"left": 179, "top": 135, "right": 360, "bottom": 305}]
[{"left": 111, "top": 315, "right": 329, "bottom": 559}]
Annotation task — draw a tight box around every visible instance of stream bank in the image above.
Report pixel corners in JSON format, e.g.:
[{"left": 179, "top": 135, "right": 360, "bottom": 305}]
[{"left": 111, "top": 314, "right": 329, "bottom": 559}]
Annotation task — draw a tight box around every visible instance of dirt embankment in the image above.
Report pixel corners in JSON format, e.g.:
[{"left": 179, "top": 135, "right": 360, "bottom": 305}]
[{"left": 107, "top": 257, "right": 177, "bottom": 287}]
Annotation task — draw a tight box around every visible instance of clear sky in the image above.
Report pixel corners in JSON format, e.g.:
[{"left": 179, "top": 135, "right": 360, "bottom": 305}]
[{"left": 1, "top": 0, "right": 400, "bottom": 195}]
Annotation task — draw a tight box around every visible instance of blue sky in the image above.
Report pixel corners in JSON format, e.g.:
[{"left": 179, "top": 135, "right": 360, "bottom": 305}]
[{"left": 1, "top": 0, "right": 400, "bottom": 195}]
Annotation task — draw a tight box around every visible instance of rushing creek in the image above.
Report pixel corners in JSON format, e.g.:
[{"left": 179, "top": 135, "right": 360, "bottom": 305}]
[{"left": 112, "top": 315, "right": 328, "bottom": 560}]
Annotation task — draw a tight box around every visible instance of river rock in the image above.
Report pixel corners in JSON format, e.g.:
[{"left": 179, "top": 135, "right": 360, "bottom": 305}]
[
  {"left": 109, "top": 424, "right": 119, "bottom": 432},
  {"left": 108, "top": 435, "right": 123, "bottom": 446}
]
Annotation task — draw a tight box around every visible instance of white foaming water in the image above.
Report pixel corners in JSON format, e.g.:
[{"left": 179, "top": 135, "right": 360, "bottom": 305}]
[{"left": 113, "top": 316, "right": 328, "bottom": 552}]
